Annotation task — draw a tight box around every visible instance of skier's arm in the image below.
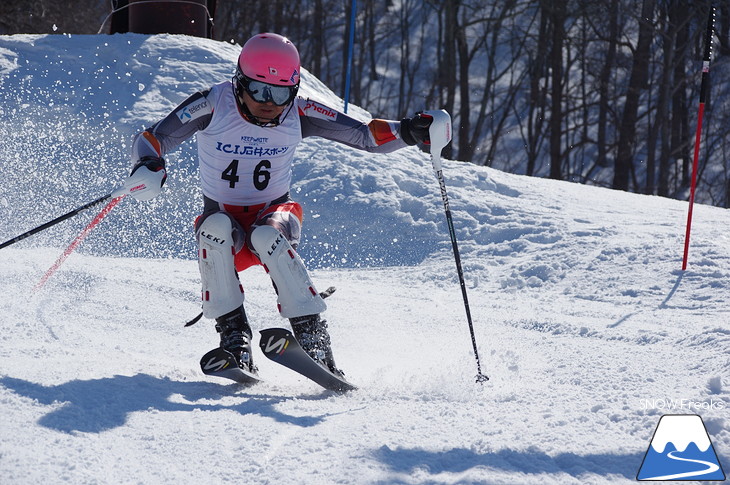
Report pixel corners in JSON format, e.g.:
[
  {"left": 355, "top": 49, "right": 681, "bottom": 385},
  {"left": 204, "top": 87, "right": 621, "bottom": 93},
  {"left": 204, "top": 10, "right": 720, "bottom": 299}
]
[
  {"left": 131, "top": 89, "right": 214, "bottom": 162},
  {"left": 298, "top": 99, "right": 418, "bottom": 153},
  {"left": 123, "top": 90, "right": 214, "bottom": 200}
]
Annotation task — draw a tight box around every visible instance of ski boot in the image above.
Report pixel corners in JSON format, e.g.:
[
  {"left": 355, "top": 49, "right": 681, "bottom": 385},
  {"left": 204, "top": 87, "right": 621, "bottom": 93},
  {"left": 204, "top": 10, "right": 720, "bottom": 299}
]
[
  {"left": 216, "top": 306, "right": 257, "bottom": 374},
  {"left": 289, "top": 313, "right": 343, "bottom": 377}
]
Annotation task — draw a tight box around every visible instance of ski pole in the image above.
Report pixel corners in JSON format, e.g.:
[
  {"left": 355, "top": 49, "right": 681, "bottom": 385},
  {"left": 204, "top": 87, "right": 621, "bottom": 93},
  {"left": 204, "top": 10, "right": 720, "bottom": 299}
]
[
  {"left": 423, "top": 109, "right": 489, "bottom": 383},
  {"left": 34, "top": 194, "right": 126, "bottom": 290},
  {"left": 0, "top": 194, "right": 114, "bottom": 250}
]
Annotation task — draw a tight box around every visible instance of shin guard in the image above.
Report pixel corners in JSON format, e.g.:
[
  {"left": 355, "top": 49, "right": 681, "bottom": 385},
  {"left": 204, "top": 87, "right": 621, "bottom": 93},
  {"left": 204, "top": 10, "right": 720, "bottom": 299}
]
[
  {"left": 249, "top": 224, "right": 326, "bottom": 318},
  {"left": 197, "top": 213, "right": 244, "bottom": 319}
]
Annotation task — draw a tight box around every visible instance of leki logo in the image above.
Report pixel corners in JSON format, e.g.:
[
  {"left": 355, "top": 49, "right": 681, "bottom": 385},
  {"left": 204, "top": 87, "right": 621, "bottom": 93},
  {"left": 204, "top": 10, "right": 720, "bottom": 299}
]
[
  {"left": 267, "top": 234, "right": 283, "bottom": 256},
  {"left": 264, "top": 336, "right": 289, "bottom": 355},
  {"left": 200, "top": 231, "right": 225, "bottom": 245}
]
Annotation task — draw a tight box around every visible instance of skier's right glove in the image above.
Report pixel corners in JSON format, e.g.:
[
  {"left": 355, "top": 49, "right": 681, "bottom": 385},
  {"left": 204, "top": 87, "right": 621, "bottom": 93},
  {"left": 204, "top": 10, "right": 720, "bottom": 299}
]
[
  {"left": 400, "top": 112, "right": 433, "bottom": 146},
  {"left": 122, "top": 156, "right": 167, "bottom": 201}
]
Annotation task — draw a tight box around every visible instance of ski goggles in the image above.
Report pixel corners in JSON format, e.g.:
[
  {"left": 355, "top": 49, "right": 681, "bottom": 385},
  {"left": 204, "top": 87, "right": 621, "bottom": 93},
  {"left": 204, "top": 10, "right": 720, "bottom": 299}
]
[{"left": 235, "top": 72, "right": 298, "bottom": 106}]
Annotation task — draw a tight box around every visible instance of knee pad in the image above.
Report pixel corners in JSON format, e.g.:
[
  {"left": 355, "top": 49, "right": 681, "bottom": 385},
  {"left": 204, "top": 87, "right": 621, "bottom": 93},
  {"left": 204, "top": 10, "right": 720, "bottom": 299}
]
[
  {"left": 197, "top": 212, "right": 244, "bottom": 319},
  {"left": 248, "top": 224, "right": 326, "bottom": 318}
]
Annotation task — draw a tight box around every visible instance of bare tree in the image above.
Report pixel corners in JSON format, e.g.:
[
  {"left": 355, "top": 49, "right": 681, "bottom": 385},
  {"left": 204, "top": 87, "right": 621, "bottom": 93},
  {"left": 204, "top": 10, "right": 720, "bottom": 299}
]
[
  {"left": 613, "top": 0, "right": 655, "bottom": 191},
  {"left": 546, "top": 0, "right": 567, "bottom": 180},
  {"left": 521, "top": 4, "right": 549, "bottom": 177},
  {"left": 595, "top": 0, "right": 619, "bottom": 172}
]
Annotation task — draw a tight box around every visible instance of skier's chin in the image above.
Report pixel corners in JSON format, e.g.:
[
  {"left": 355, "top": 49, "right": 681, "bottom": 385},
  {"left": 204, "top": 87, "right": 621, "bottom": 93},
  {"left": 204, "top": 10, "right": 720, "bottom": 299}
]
[{"left": 253, "top": 114, "right": 277, "bottom": 124}]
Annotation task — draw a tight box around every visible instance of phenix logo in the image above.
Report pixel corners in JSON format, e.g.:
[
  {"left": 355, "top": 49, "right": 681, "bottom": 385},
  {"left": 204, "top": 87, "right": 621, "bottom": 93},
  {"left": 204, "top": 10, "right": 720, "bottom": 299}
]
[
  {"left": 303, "top": 101, "right": 337, "bottom": 120},
  {"left": 637, "top": 414, "right": 726, "bottom": 481}
]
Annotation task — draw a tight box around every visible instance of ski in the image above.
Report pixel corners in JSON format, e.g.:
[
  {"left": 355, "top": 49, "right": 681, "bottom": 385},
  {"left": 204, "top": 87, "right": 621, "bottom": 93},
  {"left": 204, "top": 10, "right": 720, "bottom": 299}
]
[
  {"left": 200, "top": 347, "right": 260, "bottom": 385},
  {"left": 259, "top": 328, "right": 356, "bottom": 392}
]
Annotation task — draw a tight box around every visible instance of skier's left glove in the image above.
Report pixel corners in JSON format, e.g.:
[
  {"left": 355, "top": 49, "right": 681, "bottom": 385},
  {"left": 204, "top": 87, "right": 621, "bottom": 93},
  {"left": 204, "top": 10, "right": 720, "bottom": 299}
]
[
  {"left": 400, "top": 112, "right": 433, "bottom": 146},
  {"left": 122, "top": 156, "right": 167, "bottom": 201}
]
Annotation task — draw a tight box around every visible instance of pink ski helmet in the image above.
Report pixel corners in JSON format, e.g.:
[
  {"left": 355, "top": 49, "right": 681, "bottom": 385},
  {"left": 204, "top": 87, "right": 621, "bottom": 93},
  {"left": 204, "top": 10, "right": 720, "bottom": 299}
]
[{"left": 237, "top": 33, "right": 300, "bottom": 86}]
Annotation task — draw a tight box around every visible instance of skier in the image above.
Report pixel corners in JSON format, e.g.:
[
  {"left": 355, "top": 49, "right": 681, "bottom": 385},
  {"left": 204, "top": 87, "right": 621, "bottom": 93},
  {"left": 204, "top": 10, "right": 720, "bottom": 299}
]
[{"left": 121, "top": 33, "right": 433, "bottom": 379}]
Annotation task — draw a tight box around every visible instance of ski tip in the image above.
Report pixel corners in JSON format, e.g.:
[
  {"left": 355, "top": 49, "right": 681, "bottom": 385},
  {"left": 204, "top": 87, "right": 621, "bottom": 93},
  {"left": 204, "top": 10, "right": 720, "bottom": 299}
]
[
  {"left": 259, "top": 327, "right": 357, "bottom": 392},
  {"left": 259, "top": 327, "right": 292, "bottom": 337},
  {"left": 200, "top": 347, "right": 260, "bottom": 385}
]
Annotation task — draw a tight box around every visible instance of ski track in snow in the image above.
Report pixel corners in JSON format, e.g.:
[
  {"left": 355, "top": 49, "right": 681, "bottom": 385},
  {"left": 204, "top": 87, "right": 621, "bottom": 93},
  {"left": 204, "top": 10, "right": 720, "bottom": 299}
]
[{"left": 1, "top": 34, "right": 728, "bottom": 485}]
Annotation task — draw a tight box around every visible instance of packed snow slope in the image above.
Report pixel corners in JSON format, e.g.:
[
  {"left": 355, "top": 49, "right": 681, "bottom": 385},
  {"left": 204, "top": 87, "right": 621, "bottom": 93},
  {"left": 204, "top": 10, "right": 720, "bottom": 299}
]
[{"left": 1, "top": 34, "right": 728, "bottom": 485}]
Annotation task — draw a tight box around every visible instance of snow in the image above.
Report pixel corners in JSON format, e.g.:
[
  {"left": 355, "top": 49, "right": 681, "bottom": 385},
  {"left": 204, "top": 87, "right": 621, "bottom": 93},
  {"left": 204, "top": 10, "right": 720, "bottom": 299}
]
[{"left": 1, "top": 33, "right": 728, "bottom": 485}]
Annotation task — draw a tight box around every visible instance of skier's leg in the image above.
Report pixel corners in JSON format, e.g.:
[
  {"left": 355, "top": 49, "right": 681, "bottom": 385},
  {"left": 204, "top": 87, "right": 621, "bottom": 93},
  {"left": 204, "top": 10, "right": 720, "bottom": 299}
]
[
  {"left": 248, "top": 203, "right": 339, "bottom": 372},
  {"left": 196, "top": 211, "right": 254, "bottom": 370},
  {"left": 247, "top": 206, "right": 326, "bottom": 319},
  {"left": 196, "top": 211, "right": 245, "bottom": 319}
]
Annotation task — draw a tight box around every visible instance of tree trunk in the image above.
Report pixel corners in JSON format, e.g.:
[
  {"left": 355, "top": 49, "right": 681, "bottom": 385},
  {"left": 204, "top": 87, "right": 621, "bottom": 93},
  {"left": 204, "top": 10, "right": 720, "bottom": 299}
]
[
  {"left": 310, "top": 0, "right": 324, "bottom": 79},
  {"left": 597, "top": 0, "right": 618, "bottom": 169},
  {"left": 658, "top": 1, "right": 678, "bottom": 197},
  {"left": 526, "top": 7, "right": 549, "bottom": 177},
  {"left": 672, "top": 7, "right": 691, "bottom": 190},
  {"left": 547, "top": 0, "right": 566, "bottom": 180},
  {"left": 613, "top": 0, "right": 655, "bottom": 191},
  {"left": 456, "top": 15, "right": 472, "bottom": 162},
  {"left": 442, "top": 0, "right": 459, "bottom": 128}
]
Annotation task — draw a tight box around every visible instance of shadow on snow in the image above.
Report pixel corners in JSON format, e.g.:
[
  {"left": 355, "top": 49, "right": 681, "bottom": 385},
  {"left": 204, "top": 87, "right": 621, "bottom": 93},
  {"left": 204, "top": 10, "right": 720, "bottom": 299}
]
[
  {"left": 375, "top": 445, "right": 643, "bottom": 480},
  {"left": 0, "top": 373, "right": 331, "bottom": 433}
]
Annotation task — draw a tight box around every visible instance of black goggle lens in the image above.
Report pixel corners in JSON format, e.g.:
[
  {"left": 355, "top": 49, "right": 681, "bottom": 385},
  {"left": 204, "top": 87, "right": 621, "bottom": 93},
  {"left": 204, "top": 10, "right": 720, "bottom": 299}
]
[{"left": 235, "top": 71, "right": 297, "bottom": 106}]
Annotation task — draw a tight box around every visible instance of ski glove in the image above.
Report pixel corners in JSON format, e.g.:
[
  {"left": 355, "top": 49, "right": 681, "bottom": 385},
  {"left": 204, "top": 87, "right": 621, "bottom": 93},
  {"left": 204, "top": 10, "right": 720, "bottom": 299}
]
[
  {"left": 123, "top": 156, "right": 167, "bottom": 201},
  {"left": 400, "top": 112, "right": 433, "bottom": 146}
]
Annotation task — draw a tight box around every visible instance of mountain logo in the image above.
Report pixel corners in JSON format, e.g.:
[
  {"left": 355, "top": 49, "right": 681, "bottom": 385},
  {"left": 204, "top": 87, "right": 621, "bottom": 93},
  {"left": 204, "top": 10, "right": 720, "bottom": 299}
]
[{"left": 637, "top": 414, "right": 726, "bottom": 481}]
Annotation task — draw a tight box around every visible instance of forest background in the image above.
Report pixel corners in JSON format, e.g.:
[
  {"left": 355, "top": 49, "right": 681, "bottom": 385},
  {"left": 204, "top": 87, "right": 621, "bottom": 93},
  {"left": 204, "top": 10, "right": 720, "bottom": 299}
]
[{"left": 2, "top": 0, "right": 729, "bottom": 207}]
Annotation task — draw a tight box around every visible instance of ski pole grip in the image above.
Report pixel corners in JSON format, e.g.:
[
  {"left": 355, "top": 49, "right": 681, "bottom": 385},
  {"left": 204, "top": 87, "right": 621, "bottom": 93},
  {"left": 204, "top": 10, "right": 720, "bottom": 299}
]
[
  {"left": 111, "top": 185, "right": 128, "bottom": 199},
  {"left": 423, "top": 109, "right": 452, "bottom": 171}
]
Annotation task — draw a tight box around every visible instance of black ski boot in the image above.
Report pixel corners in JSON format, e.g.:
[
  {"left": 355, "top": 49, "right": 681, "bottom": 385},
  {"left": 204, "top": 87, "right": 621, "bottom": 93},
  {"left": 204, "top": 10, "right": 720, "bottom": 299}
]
[
  {"left": 215, "top": 306, "right": 257, "bottom": 373},
  {"left": 289, "top": 314, "right": 343, "bottom": 377}
]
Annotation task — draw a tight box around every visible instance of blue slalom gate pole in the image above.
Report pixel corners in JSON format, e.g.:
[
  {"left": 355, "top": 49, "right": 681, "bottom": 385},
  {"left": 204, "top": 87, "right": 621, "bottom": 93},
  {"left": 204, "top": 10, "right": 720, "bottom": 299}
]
[{"left": 343, "top": 0, "right": 356, "bottom": 113}]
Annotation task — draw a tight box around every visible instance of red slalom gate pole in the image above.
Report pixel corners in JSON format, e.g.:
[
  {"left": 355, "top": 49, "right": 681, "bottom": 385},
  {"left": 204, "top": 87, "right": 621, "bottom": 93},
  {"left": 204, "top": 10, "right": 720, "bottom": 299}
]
[
  {"left": 34, "top": 195, "right": 126, "bottom": 291},
  {"left": 682, "top": 106, "right": 706, "bottom": 271},
  {"left": 682, "top": 5, "right": 716, "bottom": 271}
]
